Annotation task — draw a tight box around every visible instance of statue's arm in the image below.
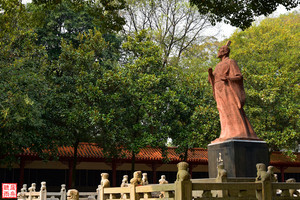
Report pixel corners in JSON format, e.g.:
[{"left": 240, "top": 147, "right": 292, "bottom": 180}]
[
  {"left": 226, "top": 59, "right": 243, "bottom": 81},
  {"left": 226, "top": 75, "right": 242, "bottom": 81},
  {"left": 208, "top": 68, "right": 214, "bottom": 85}
]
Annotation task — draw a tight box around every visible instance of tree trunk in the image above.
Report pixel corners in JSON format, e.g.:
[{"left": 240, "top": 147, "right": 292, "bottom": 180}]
[
  {"left": 183, "top": 147, "right": 188, "bottom": 162},
  {"left": 131, "top": 151, "right": 135, "bottom": 175},
  {"left": 71, "top": 139, "right": 79, "bottom": 188}
]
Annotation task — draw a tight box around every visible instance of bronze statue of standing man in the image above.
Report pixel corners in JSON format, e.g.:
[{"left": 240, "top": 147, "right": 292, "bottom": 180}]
[{"left": 208, "top": 41, "right": 259, "bottom": 144}]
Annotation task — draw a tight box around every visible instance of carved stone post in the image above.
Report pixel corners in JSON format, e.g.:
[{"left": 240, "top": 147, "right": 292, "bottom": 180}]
[
  {"left": 28, "top": 183, "right": 36, "bottom": 200},
  {"left": 96, "top": 185, "right": 101, "bottom": 200},
  {"left": 60, "top": 184, "right": 66, "bottom": 200},
  {"left": 120, "top": 175, "right": 129, "bottom": 199},
  {"left": 141, "top": 173, "right": 150, "bottom": 198},
  {"left": 255, "top": 163, "right": 272, "bottom": 200},
  {"left": 99, "top": 173, "right": 110, "bottom": 200},
  {"left": 215, "top": 164, "right": 228, "bottom": 197},
  {"left": 261, "top": 180, "right": 272, "bottom": 200},
  {"left": 142, "top": 173, "right": 149, "bottom": 185},
  {"left": 100, "top": 173, "right": 110, "bottom": 188},
  {"left": 267, "top": 166, "right": 278, "bottom": 196},
  {"left": 175, "top": 162, "right": 192, "bottom": 200},
  {"left": 22, "top": 184, "right": 27, "bottom": 192},
  {"left": 129, "top": 184, "right": 137, "bottom": 200},
  {"left": 40, "top": 182, "right": 47, "bottom": 200},
  {"left": 17, "top": 184, "right": 27, "bottom": 200},
  {"left": 159, "top": 175, "right": 168, "bottom": 198},
  {"left": 100, "top": 186, "right": 106, "bottom": 200},
  {"left": 29, "top": 183, "right": 36, "bottom": 192},
  {"left": 130, "top": 171, "right": 142, "bottom": 200}
]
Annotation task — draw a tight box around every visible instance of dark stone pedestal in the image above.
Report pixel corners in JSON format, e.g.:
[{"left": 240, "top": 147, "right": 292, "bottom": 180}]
[{"left": 208, "top": 139, "right": 269, "bottom": 178}]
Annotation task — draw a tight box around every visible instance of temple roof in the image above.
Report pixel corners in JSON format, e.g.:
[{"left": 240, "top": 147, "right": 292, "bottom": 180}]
[{"left": 22, "top": 142, "right": 300, "bottom": 166}]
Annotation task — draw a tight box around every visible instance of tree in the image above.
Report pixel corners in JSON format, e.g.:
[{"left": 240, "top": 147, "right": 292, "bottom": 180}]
[
  {"left": 190, "top": 0, "right": 299, "bottom": 30},
  {"left": 1, "top": 0, "right": 125, "bottom": 184},
  {"left": 228, "top": 12, "right": 300, "bottom": 153},
  {"left": 123, "top": 0, "right": 215, "bottom": 66},
  {"left": 91, "top": 30, "right": 177, "bottom": 172},
  {"left": 22, "top": 0, "right": 126, "bottom": 186},
  {"left": 167, "top": 37, "right": 221, "bottom": 159},
  {"left": 121, "top": 1, "right": 223, "bottom": 159},
  {"left": 44, "top": 28, "right": 123, "bottom": 186},
  {"left": 0, "top": 0, "right": 59, "bottom": 165},
  {"left": 27, "top": 0, "right": 125, "bottom": 60}
]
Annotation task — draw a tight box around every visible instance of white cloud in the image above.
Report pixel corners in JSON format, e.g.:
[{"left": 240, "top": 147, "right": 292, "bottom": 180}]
[{"left": 22, "top": 0, "right": 32, "bottom": 3}]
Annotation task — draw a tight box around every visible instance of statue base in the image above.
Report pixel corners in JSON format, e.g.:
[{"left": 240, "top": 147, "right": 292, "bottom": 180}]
[{"left": 208, "top": 139, "right": 269, "bottom": 178}]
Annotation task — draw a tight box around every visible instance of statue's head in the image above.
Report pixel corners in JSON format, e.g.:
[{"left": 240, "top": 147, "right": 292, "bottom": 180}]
[
  {"left": 142, "top": 173, "right": 148, "bottom": 178},
  {"left": 122, "top": 175, "right": 128, "bottom": 182},
  {"left": 256, "top": 163, "right": 266, "bottom": 172},
  {"left": 133, "top": 171, "right": 142, "bottom": 180},
  {"left": 67, "top": 189, "right": 79, "bottom": 200},
  {"left": 286, "top": 178, "right": 296, "bottom": 183},
  {"left": 101, "top": 173, "right": 109, "bottom": 179},
  {"left": 217, "top": 45, "right": 230, "bottom": 58},
  {"left": 177, "top": 162, "right": 189, "bottom": 170},
  {"left": 267, "top": 166, "right": 274, "bottom": 173}
]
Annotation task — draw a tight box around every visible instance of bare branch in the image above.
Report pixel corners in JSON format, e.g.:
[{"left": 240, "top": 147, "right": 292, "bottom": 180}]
[{"left": 123, "top": 0, "right": 214, "bottom": 64}]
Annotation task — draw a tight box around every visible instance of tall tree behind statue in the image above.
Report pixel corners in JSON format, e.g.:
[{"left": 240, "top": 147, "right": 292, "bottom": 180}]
[
  {"left": 25, "top": 0, "right": 126, "bottom": 187},
  {"left": 123, "top": 0, "right": 216, "bottom": 66},
  {"left": 0, "top": 0, "right": 58, "bottom": 165},
  {"left": 229, "top": 12, "right": 300, "bottom": 153}
]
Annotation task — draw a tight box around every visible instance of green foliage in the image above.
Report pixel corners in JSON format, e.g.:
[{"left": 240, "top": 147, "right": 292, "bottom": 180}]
[
  {"left": 229, "top": 12, "right": 300, "bottom": 151},
  {"left": 82, "top": 31, "right": 175, "bottom": 165},
  {"left": 120, "top": 31, "right": 172, "bottom": 147},
  {"left": 1, "top": 0, "right": 126, "bottom": 178},
  {"left": 0, "top": 0, "right": 58, "bottom": 164},
  {"left": 45, "top": 29, "right": 116, "bottom": 146},
  {"left": 167, "top": 38, "right": 221, "bottom": 158},
  {"left": 190, "top": 0, "right": 299, "bottom": 30},
  {"left": 27, "top": 0, "right": 125, "bottom": 60},
  {"left": 44, "top": 29, "right": 121, "bottom": 186},
  {"left": 2, "top": 0, "right": 298, "bottom": 169}
]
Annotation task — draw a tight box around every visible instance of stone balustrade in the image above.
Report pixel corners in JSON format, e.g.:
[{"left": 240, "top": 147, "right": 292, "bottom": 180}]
[{"left": 17, "top": 162, "right": 300, "bottom": 200}]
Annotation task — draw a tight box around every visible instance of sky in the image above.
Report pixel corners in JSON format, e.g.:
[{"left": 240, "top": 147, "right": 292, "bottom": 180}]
[
  {"left": 21, "top": 0, "right": 299, "bottom": 40},
  {"left": 216, "top": 4, "right": 300, "bottom": 41}
]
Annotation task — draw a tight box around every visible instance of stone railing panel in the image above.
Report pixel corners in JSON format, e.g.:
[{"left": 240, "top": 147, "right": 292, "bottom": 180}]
[
  {"left": 272, "top": 182, "right": 300, "bottom": 199},
  {"left": 17, "top": 162, "right": 300, "bottom": 200},
  {"left": 192, "top": 182, "right": 260, "bottom": 199}
]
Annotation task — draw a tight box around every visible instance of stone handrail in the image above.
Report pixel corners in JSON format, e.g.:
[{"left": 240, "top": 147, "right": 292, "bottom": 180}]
[
  {"left": 192, "top": 182, "right": 262, "bottom": 190},
  {"left": 18, "top": 180, "right": 300, "bottom": 200},
  {"left": 98, "top": 184, "right": 175, "bottom": 200},
  {"left": 17, "top": 162, "right": 300, "bottom": 200},
  {"left": 135, "top": 184, "right": 175, "bottom": 192},
  {"left": 273, "top": 182, "right": 300, "bottom": 190},
  {"left": 17, "top": 182, "right": 48, "bottom": 200},
  {"left": 272, "top": 182, "right": 300, "bottom": 199},
  {"left": 191, "top": 182, "right": 260, "bottom": 199},
  {"left": 96, "top": 178, "right": 300, "bottom": 200}
]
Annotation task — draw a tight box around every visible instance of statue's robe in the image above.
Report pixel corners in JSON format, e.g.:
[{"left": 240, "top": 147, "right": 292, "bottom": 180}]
[{"left": 209, "top": 57, "right": 258, "bottom": 143}]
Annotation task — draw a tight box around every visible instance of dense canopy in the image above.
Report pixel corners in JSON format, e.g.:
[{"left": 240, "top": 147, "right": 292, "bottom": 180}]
[
  {"left": 190, "top": 0, "right": 299, "bottom": 29},
  {"left": 0, "top": 0, "right": 299, "bottom": 175}
]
